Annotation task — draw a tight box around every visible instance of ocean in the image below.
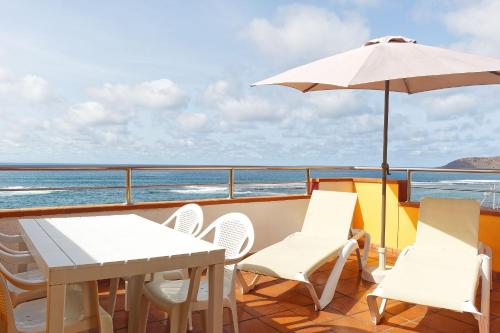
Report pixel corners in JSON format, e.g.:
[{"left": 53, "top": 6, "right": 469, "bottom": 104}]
[{"left": 0, "top": 169, "right": 498, "bottom": 210}]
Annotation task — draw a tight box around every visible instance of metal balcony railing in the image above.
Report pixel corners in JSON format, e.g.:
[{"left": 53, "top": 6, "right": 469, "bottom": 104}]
[{"left": 0, "top": 165, "right": 498, "bottom": 209}]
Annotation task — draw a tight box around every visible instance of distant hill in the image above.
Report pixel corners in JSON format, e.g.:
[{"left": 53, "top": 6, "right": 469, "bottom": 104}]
[{"left": 443, "top": 156, "right": 500, "bottom": 169}]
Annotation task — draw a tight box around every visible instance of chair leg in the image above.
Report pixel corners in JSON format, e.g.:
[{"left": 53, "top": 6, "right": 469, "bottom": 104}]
[
  {"left": 124, "top": 279, "right": 129, "bottom": 312},
  {"left": 228, "top": 295, "right": 239, "bottom": 333},
  {"left": 107, "top": 278, "right": 119, "bottom": 316},
  {"left": 169, "top": 307, "right": 181, "bottom": 333},
  {"left": 188, "top": 311, "right": 193, "bottom": 331},
  {"left": 137, "top": 296, "right": 150, "bottom": 333}
]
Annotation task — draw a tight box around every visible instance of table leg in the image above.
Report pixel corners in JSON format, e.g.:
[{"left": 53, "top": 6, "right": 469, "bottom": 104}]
[
  {"left": 207, "top": 263, "right": 224, "bottom": 333},
  {"left": 127, "top": 275, "right": 146, "bottom": 333},
  {"left": 47, "top": 284, "right": 66, "bottom": 332}
]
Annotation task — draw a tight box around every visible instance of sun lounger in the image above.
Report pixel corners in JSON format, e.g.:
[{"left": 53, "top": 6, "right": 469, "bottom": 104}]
[
  {"left": 367, "top": 197, "right": 492, "bottom": 333},
  {"left": 237, "top": 190, "right": 370, "bottom": 310}
]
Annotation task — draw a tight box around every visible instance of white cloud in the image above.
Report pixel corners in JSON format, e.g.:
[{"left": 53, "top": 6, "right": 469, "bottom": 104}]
[
  {"left": 306, "top": 91, "right": 373, "bottom": 119},
  {"left": 63, "top": 101, "right": 132, "bottom": 128},
  {"left": 443, "top": 0, "right": 500, "bottom": 56},
  {"left": 204, "top": 80, "right": 283, "bottom": 122},
  {"left": 0, "top": 68, "right": 52, "bottom": 103},
  {"left": 90, "top": 79, "right": 189, "bottom": 110},
  {"left": 420, "top": 93, "right": 477, "bottom": 120},
  {"left": 176, "top": 112, "right": 208, "bottom": 132},
  {"left": 46, "top": 101, "right": 135, "bottom": 146},
  {"left": 243, "top": 4, "right": 370, "bottom": 63}
]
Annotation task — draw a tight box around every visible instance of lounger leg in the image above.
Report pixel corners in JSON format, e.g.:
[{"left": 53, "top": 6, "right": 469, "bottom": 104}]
[
  {"left": 304, "top": 282, "right": 322, "bottom": 311},
  {"left": 478, "top": 254, "right": 490, "bottom": 333},
  {"left": 366, "top": 294, "right": 386, "bottom": 324},
  {"left": 236, "top": 270, "right": 260, "bottom": 294},
  {"left": 317, "top": 239, "right": 359, "bottom": 310},
  {"left": 355, "top": 248, "right": 363, "bottom": 271}
]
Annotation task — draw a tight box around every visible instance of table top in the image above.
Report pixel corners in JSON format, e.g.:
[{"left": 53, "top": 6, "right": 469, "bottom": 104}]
[{"left": 19, "top": 214, "right": 225, "bottom": 284}]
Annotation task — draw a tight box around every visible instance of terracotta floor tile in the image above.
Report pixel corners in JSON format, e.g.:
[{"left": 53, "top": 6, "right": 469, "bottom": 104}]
[
  {"left": 231, "top": 318, "right": 280, "bottom": 333},
  {"left": 414, "top": 313, "right": 475, "bottom": 333},
  {"left": 435, "top": 309, "right": 478, "bottom": 326},
  {"left": 102, "top": 248, "right": 499, "bottom": 333},
  {"left": 352, "top": 309, "right": 413, "bottom": 332},
  {"left": 490, "top": 301, "right": 500, "bottom": 317},
  {"left": 320, "top": 315, "right": 383, "bottom": 333},
  {"left": 325, "top": 295, "right": 369, "bottom": 316},
  {"left": 385, "top": 301, "right": 435, "bottom": 321}
]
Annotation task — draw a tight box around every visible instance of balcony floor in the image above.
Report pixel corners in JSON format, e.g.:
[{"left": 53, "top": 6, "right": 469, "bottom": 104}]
[{"left": 98, "top": 250, "right": 500, "bottom": 333}]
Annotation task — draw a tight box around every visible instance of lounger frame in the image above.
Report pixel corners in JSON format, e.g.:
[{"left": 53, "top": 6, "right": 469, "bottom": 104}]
[
  {"left": 238, "top": 228, "right": 371, "bottom": 311},
  {"left": 367, "top": 242, "right": 492, "bottom": 333}
]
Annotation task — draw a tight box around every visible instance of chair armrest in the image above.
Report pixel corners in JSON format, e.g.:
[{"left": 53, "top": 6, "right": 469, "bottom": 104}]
[
  {"left": 0, "top": 232, "right": 24, "bottom": 245},
  {"left": 0, "top": 261, "right": 45, "bottom": 290},
  {"left": 0, "top": 249, "right": 35, "bottom": 265},
  {"left": 161, "top": 213, "right": 176, "bottom": 227},
  {"left": 0, "top": 242, "right": 29, "bottom": 255}
]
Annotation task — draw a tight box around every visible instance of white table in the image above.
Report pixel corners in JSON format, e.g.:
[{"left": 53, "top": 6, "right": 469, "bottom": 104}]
[{"left": 19, "top": 214, "right": 226, "bottom": 333}]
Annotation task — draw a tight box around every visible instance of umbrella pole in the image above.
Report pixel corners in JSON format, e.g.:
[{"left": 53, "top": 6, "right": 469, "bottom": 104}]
[
  {"left": 360, "top": 80, "right": 391, "bottom": 283},
  {"left": 379, "top": 80, "right": 390, "bottom": 271}
]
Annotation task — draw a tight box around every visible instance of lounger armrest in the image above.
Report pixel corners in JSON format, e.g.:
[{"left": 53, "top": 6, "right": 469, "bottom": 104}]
[
  {"left": 350, "top": 229, "right": 365, "bottom": 241},
  {"left": 478, "top": 242, "right": 492, "bottom": 257}
]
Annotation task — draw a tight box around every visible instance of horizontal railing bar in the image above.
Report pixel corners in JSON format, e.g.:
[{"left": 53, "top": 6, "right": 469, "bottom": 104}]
[
  {"left": 0, "top": 164, "right": 498, "bottom": 174},
  {"left": 133, "top": 183, "right": 228, "bottom": 189},
  {"left": 411, "top": 186, "right": 500, "bottom": 194},
  {"left": 0, "top": 185, "right": 126, "bottom": 192}
]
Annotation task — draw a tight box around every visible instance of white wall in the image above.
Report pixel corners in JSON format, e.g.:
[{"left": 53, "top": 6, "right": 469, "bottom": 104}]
[{"left": 0, "top": 198, "right": 310, "bottom": 253}]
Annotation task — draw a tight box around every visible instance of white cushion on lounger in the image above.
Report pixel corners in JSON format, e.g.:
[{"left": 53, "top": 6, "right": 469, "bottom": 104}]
[
  {"left": 239, "top": 190, "right": 358, "bottom": 280},
  {"left": 238, "top": 233, "right": 346, "bottom": 280},
  {"left": 379, "top": 250, "right": 481, "bottom": 312},
  {"left": 376, "top": 197, "right": 482, "bottom": 312}
]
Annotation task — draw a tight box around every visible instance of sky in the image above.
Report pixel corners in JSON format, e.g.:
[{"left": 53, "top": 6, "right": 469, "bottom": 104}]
[{"left": 0, "top": 0, "right": 499, "bottom": 167}]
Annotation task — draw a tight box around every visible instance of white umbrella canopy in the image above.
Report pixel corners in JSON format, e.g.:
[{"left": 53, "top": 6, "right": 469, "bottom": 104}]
[
  {"left": 252, "top": 36, "right": 500, "bottom": 282},
  {"left": 253, "top": 36, "right": 500, "bottom": 93}
]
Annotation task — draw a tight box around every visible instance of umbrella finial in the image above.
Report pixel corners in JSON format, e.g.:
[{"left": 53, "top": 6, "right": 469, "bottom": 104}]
[{"left": 364, "top": 36, "right": 416, "bottom": 47}]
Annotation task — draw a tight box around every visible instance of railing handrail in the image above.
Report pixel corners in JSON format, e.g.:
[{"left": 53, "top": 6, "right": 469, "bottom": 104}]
[
  {"left": 0, "top": 164, "right": 499, "bottom": 209},
  {"left": 0, "top": 164, "right": 499, "bottom": 173}
]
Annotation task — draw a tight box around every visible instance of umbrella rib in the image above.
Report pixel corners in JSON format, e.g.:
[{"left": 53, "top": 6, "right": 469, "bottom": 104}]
[
  {"left": 302, "top": 83, "right": 319, "bottom": 93},
  {"left": 402, "top": 78, "right": 411, "bottom": 93}
]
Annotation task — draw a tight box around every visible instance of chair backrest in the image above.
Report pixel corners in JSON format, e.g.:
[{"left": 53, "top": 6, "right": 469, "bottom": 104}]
[
  {"left": 0, "top": 273, "right": 13, "bottom": 331},
  {"left": 301, "top": 190, "right": 358, "bottom": 241},
  {"left": 416, "top": 197, "right": 480, "bottom": 256},
  {"left": 163, "top": 203, "right": 204, "bottom": 236},
  {"left": 198, "top": 213, "right": 255, "bottom": 273}
]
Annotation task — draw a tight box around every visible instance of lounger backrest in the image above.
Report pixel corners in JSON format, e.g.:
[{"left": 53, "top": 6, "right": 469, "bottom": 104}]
[
  {"left": 416, "top": 197, "right": 480, "bottom": 256},
  {"left": 301, "top": 190, "right": 357, "bottom": 240}
]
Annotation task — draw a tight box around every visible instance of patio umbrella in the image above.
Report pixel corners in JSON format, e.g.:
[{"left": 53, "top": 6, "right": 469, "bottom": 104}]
[{"left": 252, "top": 35, "right": 500, "bottom": 282}]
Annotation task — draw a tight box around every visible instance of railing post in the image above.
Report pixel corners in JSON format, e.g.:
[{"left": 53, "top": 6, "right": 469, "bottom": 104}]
[
  {"left": 306, "top": 168, "right": 311, "bottom": 195},
  {"left": 406, "top": 169, "right": 412, "bottom": 202},
  {"left": 228, "top": 168, "right": 234, "bottom": 199},
  {"left": 125, "top": 168, "right": 132, "bottom": 205}
]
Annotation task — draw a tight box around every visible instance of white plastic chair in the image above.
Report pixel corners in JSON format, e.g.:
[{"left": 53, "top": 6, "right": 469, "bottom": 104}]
[
  {"left": 108, "top": 203, "right": 204, "bottom": 315},
  {"left": 0, "top": 233, "right": 29, "bottom": 256},
  {"left": 138, "top": 266, "right": 202, "bottom": 333},
  {"left": 0, "top": 255, "right": 113, "bottom": 332},
  {"left": 143, "top": 212, "right": 255, "bottom": 333},
  {"left": 0, "top": 248, "right": 46, "bottom": 306}
]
